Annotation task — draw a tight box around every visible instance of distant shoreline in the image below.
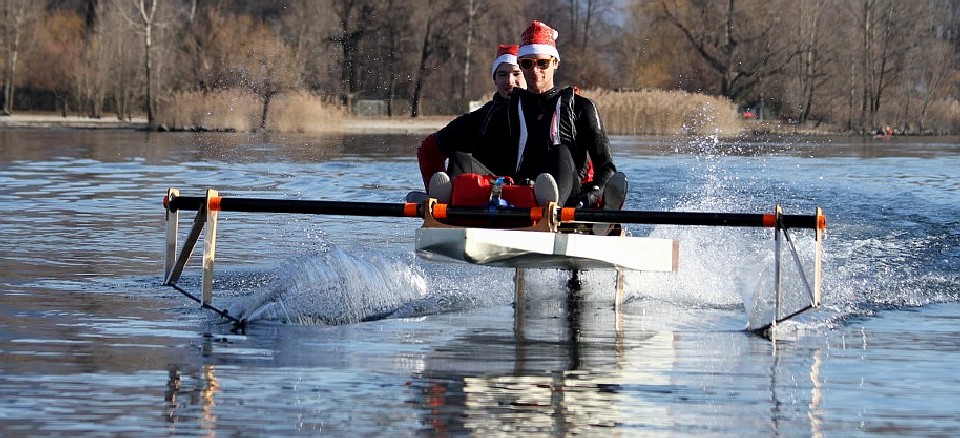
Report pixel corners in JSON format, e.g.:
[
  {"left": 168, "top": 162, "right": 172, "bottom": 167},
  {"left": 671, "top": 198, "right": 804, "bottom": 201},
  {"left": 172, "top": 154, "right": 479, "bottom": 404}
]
[
  {"left": 0, "top": 113, "right": 149, "bottom": 130},
  {"left": 0, "top": 113, "right": 450, "bottom": 134},
  {"left": 1, "top": 112, "right": 931, "bottom": 138}
]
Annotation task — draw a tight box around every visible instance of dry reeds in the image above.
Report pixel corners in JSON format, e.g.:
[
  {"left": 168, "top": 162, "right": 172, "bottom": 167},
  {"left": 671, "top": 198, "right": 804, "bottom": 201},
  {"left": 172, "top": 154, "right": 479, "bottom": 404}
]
[
  {"left": 581, "top": 88, "right": 744, "bottom": 137},
  {"left": 156, "top": 90, "right": 346, "bottom": 133},
  {"left": 269, "top": 93, "right": 346, "bottom": 133},
  {"left": 907, "top": 98, "right": 960, "bottom": 135},
  {"left": 155, "top": 88, "right": 748, "bottom": 136}
]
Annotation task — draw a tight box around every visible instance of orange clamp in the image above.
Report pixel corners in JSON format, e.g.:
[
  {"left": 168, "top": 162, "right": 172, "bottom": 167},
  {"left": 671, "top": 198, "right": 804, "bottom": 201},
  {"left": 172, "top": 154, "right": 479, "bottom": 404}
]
[
  {"left": 762, "top": 213, "right": 776, "bottom": 227},
  {"left": 404, "top": 202, "right": 418, "bottom": 217},
  {"left": 208, "top": 196, "right": 222, "bottom": 212},
  {"left": 433, "top": 203, "right": 447, "bottom": 220}
]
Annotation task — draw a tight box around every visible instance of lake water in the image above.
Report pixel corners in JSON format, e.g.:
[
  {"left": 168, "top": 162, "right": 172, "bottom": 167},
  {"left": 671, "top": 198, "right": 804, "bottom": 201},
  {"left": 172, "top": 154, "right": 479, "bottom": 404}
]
[{"left": 1, "top": 129, "right": 958, "bottom": 436}]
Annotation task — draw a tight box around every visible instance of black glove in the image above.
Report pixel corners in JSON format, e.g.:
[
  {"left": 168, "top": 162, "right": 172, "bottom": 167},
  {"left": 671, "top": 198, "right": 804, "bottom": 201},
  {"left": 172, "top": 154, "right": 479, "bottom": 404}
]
[{"left": 577, "top": 184, "right": 602, "bottom": 208}]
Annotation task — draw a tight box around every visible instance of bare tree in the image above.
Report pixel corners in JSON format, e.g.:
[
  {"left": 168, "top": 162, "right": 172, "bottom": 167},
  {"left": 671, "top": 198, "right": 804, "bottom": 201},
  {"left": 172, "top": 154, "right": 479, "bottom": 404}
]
[
  {"left": 329, "top": 0, "right": 376, "bottom": 108},
  {"left": 912, "top": 41, "right": 953, "bottom": 133},
  {"left": 4, "top": 0, "right": 960, "bottom": 133},
  {"left": 277, "top": 0, "right": 339, "bottom": 92},
  {"left": 233, "top": 25, "right": 299, "bottom": 130},
  {"left": 854, "top": 0, "right": 919, "bottom": 132},
  {"left": 75, "top": 31, "right": 104, "bottom": 117},
  {"left": 618, "top": 2, "right": 702, "bottom": 90},
  {"left": 375, "top": 0, "right": 416, "bottom": 115},
  {"left": 112, "top": 0, "right": 162, "bottom": 126},
  {"left": 410, "top": 0, "right": 458, "bottom": 117},
  {"left": 410, "top": 2, "right": 434, "bottom": 118},
  {"left": 109, "top": 10, "right": 143, "bottom": 120},
  {"left": 0, "top": 0, "right": 43, "bottom": 115},
  {"left": 23, "top": 10, "right": 86, "bottom": 116},
  {"left": 652, "top": 0, "right": 797, "bottom": 101},
  {"left": 789, "top": 0, "right": 831, "bottom": 124},
  {"left": 460, "top": 0, "right": 478, "bottom": 109}
]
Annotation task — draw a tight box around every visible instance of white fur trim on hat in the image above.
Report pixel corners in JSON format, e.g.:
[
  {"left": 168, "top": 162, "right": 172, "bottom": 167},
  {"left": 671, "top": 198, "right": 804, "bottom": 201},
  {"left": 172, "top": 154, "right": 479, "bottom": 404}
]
[
  {"left": 518, "top": 44, "right": 560, "bottom": 61},
  {"left": 491, "top": 53, "right": 518, "bottom": 78}
]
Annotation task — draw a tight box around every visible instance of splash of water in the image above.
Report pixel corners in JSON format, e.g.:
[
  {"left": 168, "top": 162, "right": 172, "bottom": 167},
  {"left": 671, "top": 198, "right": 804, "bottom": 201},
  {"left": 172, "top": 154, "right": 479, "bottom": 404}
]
[
  {"left": 622, "top": 134, "right": 824, "bottom": 330},
  {"left": 651, "top": 133, "right": 960, "bottom": 335},
  {"left": 227, "top": 246, "right": 428, "bottom": 325}
]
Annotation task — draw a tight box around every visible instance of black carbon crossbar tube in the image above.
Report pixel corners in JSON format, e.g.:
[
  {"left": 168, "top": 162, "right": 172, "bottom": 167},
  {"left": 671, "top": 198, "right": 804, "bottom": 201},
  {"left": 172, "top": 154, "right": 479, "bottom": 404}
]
[
  {"left": 165, "top": 195, "right": 822, "bottom": 229},
  {"left": 568, "top": 209, "right": 821, "bottom": 229},
  {"left": 167, "top": 196, "right": 204, "bottom": 211},
  {"left": 440, "top": 205, "right": 541, "bottom": 221},
  {"left": 167, "top": 196, "right": 422, "bottom": 218}
]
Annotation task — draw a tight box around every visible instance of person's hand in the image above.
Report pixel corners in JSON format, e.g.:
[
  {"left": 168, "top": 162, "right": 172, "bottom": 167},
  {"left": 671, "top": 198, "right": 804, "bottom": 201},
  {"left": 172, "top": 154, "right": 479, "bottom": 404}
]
[{"left": 577, "top": 184, "right": 602, "bottom": 208}]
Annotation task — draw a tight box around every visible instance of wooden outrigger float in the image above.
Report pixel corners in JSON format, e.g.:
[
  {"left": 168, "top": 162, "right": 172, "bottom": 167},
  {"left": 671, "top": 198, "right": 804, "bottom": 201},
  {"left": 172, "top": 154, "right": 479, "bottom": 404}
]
[{"left": 162, "top": 188, "right": 825, "bottom": 335}]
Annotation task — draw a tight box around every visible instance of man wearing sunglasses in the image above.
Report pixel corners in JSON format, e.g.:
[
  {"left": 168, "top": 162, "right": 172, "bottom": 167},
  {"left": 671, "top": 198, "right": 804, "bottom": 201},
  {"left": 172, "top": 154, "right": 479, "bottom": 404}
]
[
  {"left": 510, "top": 20, "right": 626, "bottom": 234},
  {"left": 416, "top": 44, "right": 527, "bottom": 201}
]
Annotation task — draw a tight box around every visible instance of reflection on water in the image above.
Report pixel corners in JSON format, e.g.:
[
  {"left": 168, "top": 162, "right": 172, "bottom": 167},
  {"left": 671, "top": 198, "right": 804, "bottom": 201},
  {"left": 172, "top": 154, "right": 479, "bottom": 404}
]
[
  {"left": 164, "top": 364, "right": 220, "bottom": 434},
  {"left": 1, "top": 129, "right": 959, "bottom": 435}
]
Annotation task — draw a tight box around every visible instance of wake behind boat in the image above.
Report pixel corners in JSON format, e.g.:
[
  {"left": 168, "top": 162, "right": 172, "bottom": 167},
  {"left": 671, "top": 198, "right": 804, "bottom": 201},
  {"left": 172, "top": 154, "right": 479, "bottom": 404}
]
[{"left": 160, "top": 188, "right": 825, "bottom": 337}]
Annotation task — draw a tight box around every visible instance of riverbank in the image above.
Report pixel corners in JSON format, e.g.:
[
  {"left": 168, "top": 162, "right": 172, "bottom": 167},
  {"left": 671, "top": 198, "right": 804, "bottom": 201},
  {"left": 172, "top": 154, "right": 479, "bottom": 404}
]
[
  {"left": 0, "top": 112, "right": 883, "bottom": 137},
  {"left": 0, "top": 113, "right": 451, "bottom": 134},
  {"left": 0, "top": 113, "right": 149, "bottom": 130}
]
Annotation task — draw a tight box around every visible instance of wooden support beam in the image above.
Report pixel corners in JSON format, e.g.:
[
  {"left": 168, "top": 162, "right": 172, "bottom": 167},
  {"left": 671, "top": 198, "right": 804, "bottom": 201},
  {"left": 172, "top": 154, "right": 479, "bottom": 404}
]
[
  {"left": 163, "top": 205, "right": 206, "bottom": 286},
  {"left": 202, "top": 189, "right": 219, "bottom": 306},
  {"left": 164, "top": 188, "right": 180, "bottom": 281}
]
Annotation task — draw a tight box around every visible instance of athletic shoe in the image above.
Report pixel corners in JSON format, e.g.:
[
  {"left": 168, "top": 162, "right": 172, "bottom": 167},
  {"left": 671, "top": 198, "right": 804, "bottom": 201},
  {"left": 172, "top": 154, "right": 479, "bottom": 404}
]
[
  {"left": 593, "top": 172, "right": 628, "bottom": 235},
  {"left": 405, "top": 191, "right": 428, "bottom": 203},
  {"left": 428, "top": 172, "right": 452, "bottom": 203},
  {"left": 534, "top": 173, "right": 559, "bottom": 206}
]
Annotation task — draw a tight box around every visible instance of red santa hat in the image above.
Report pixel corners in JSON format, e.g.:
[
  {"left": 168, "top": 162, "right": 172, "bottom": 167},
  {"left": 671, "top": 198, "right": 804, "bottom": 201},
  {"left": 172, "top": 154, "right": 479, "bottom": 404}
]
[
  {"left": 518, "top": 20, "right": 560, "bottom": 61},
  {"left": 491, "top": 44, "right": 519, "bottom": 79}
]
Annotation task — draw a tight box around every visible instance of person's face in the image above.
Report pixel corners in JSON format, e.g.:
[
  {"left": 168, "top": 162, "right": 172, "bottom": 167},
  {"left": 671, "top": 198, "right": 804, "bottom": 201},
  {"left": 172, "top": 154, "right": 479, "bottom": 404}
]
[
  {"left": 518, "top": 56, "right": 557, "bottom": 94},
  {"left": 494, "top": 63, "right": 526, "bottom": 99}
]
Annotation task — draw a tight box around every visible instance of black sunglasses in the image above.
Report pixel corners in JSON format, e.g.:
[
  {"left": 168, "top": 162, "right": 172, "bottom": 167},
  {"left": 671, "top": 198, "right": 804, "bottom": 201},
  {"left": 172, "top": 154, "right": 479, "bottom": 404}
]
[{"left": 519, "top": 58, "right": 555, "bottom": 70}]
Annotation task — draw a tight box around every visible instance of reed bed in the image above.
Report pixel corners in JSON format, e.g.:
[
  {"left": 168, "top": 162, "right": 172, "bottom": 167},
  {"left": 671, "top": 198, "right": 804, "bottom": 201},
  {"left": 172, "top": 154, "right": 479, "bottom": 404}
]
[
  {"left": 582, "top": 88, "right": 744, "bottom": 136},
  {"left": 156, "top": 90, "right": 346, "bottom": 133},
  {"left": 907, "top": 99, "right": 960, "bottom": 135},
  {"left": 156, "top": 88, "right": 744, "bottom": 136},
  {"left": 269, "top": 93, "right": 346, "bottom": 133}
]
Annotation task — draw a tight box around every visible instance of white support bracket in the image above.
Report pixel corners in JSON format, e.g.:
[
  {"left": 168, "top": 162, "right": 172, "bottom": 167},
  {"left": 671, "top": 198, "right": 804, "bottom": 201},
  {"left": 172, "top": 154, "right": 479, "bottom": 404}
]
[
  {"left": 162, "top": 187, "right": 235, "bottom": 325},
  {"left": 760, "top": 204, "right": 825, "bottom": 336}
]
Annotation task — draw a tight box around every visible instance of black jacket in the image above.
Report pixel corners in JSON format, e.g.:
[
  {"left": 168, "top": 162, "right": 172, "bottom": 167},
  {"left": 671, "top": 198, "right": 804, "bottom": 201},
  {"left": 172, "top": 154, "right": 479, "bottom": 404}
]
[
  {"left": 508, "top": 87, "right": 616, "bottom": 188},
  {"left": 434, "top": 93, "right": 515, "bottom": 177}
]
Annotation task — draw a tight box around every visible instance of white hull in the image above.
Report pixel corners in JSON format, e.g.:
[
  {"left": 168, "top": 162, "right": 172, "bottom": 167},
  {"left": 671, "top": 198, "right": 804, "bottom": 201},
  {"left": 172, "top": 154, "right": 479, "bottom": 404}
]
[{"left": 415, "top": 228, "right": 678, "bottom": 272}]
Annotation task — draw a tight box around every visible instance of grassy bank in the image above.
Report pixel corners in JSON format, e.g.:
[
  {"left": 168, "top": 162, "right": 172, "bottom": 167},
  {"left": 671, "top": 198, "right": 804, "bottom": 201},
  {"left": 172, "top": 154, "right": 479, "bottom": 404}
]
[
  {"left": 155, "top": 91, "right": 346, "bottom": 133},
  {"left": 155, "top": 88, "right": 748, "bottom": 136},
  {"left": 582, "top": 88, "right": 743, "bottom": 137}
]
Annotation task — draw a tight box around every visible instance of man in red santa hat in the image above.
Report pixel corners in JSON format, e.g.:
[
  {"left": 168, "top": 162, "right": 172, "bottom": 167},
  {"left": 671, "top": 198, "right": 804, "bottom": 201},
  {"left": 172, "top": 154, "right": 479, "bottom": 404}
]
[
  {"left": 415, "top": 44, "right": 526, "bottom": 202},
  {"left": 511, "top": 20, "right": 626, "bottom": 234}
]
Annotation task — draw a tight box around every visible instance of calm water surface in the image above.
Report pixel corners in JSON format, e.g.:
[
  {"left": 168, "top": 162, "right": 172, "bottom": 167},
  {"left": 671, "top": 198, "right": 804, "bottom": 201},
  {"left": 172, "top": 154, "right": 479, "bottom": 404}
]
[{"left": 1, "top": 129, "right": 959, "bottom": 436}]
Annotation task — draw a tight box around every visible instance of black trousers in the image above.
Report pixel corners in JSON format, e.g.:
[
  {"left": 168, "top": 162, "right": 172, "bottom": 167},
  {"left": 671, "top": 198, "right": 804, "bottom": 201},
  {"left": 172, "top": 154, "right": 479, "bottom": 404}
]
[
  {"left": 449, "top": 148, "right": 579, "bottom": 206},
  {"left": 447, "top": 152, "right": 494, "bottom": 178},
  {"left": 542, "top": 146, "right": 579, "bottom": 206}
]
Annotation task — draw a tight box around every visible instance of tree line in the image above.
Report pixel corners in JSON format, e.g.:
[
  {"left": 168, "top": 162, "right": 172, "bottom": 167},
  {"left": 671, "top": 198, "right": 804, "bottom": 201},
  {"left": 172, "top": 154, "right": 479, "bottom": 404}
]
[{"left": 2, "top": 0, "right": 958, "bottom": 134}]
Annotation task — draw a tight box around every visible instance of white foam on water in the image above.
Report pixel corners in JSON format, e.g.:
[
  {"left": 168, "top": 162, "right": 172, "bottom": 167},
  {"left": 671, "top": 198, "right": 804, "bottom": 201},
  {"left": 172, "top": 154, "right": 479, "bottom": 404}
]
[
  {"left": 614, "top": 134, "right": 826, "bottom": 331},
  {"left": 389, "top": 262, "right": 515, "bottom": 318},
  {"left": 227, "top": 246, "right": 428, "bottom": 325}
]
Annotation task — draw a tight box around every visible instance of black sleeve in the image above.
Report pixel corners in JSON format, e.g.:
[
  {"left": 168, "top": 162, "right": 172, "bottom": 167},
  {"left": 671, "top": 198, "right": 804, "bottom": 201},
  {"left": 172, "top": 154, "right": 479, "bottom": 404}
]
[
  {"left": 575, "top": 96, "right": 616, "bottom": 188},
  {"left": 435, "top": 101, "right": 495, "bottom": 156}
]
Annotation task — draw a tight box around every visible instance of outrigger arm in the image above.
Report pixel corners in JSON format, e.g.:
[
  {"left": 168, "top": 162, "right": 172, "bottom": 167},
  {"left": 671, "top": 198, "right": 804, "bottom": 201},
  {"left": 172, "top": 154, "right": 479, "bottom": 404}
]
[{"left": 161, "top": 188, "right": 825, "bottom": 335}]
